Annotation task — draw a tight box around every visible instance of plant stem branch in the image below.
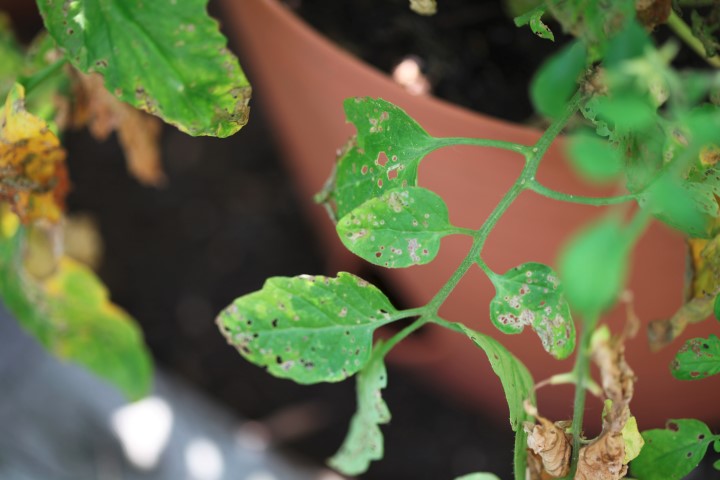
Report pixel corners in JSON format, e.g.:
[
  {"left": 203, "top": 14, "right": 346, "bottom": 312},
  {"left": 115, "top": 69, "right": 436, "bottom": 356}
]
[
  {"left": 667, "top": 11, "right": 720, "bottom": 68},
  {"left": 567, "top": 315, "right": 598, "bottom": 478},
  {"left": 529, "top": 181, "right": 637, "bottom": 206},
  {"left": 434, "top": 136, "right": 532, "bottom": 155},
  {"left": 378, "top": 315, "right": 429, "bottom": 357}
]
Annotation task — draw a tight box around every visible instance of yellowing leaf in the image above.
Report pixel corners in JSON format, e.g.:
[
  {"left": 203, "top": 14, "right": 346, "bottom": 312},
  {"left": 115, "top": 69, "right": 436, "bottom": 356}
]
[
  {"left": 0, "top": 83, "right": 68, "bottom": 222},
  {"left": 622, "top": 416, "right": 644, "bottom": 464},
  {"left": 0, "top": 212, "right": 153, "bottom": 400}
]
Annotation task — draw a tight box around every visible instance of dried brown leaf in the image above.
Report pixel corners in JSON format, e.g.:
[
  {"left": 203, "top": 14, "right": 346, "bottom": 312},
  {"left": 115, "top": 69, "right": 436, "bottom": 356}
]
[
  {"left": 575, "top": 432, "right": 627, "bottom": 480},
  {"left": 635, "top": 0, "right": 671, "bottom": 30},
  {"left": 524, "top": 403, "right": 572, "bottom": 478},
  {"left": 73, "top": 73, "right": 165, "bottom": 187}
]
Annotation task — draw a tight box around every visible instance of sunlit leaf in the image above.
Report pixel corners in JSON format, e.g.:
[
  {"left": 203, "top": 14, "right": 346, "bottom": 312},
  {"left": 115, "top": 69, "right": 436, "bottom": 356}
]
[
  {"left": 530, "top": 40, "right": 587, "bottom": 118},
  {"left": 320, "top": 97, "right": 438, "bottom": 219},
  {"left": 630, "top": 419, "right": 716, "bottom": 480},
  {"left": 489, "top": 262, "right": 575, "bottom": 359},
  {"left": 337, "top": 187, "right": 454, "bottom": 268},
  {"left": 37, "top": 0, "right": 251, "bottom": 137},
  {"left": 0, "top": 84, "right": 68, "bottom": 223},
  {"left": 671, "top": 334, "right": 720, "bottom": 380},
  {"left": 0, "top": 214, "right": 152, "bottom": 400},
  {"left": 558, "top": 215, "right": 633, "bottom": 319},
  {"left": 566, "top": 129, "right": 624, "bottom": 183},
  {"left": 217, "top": 273, "right": 399, "bottom": 384},
  {"left": 328, "top": 344, "right": 390, "bottom": 475}
]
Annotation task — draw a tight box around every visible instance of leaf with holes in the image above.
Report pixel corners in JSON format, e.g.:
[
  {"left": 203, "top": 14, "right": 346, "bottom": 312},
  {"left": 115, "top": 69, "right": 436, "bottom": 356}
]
[
  {"left": 0, "top": 214, "right": 152, "bottom": 400},
  {"left": 630, "top": 419, "right": 716, "bottom": 480},
  {"left": 37, "top": 0, "right": 250, "bottom": 137},
  {"left": 337, "top": 187, "right": 454, "bottom": 268},
  {"left": 217, "top": 273, "right": 398, "bottom": 384},
  {"left": 489, "top": 263, "right": 575, "bottom": 359},
  {"left": 328, "top": 344, "right": 390, "bottom": 475},
  {"left": 325, "top": 97, "right": 438, "bottom": 219},
  {"left": 671, "top": 335, "right": 720, "bottom": 380}
]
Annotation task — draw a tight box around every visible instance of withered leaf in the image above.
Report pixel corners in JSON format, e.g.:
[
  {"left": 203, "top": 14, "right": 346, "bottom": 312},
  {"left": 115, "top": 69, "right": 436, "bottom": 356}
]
[
  {"left": 73, "top": 73, "right": 165, "bottom": 187},
  {"left": 635, "top": 0, "right": 671, "bottom": 30},
  {"left": 648, "top": 235, "right": 720, "bottom": 350},
  {"left": 575, "top": 432, "right": 627, "bottom": 480},
  {"left": 0, "top": 83, "right": 68, "bottom": 223},
  {"left": 524, "top": 403, "right": 571, "bottom": 478}
]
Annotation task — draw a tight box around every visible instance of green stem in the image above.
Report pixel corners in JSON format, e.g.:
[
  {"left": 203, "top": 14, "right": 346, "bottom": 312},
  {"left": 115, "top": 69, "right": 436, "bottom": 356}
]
[
  {"left": 20, "top": 57, "right": 68, "bottom": 95},
  {"left": 377, "top": 315, "right": 429, "bottom": 357},
  {"left": 667, "top": 11, "right": 720, "bottom": 68},
  {"left": 567, "top": 315, "right": 598, "bottom": 477},
  {"left": 434, "top": 136, "right": 532, "bottom": 155},
  {"left": 529, "top": 181, "right": 637, "bottom": 206}
]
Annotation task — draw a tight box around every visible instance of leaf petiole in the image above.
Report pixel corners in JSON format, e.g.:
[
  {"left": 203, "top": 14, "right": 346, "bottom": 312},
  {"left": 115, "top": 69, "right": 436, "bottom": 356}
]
[{"left": 528, "top": 181, "right": 637, "bottom": 206}]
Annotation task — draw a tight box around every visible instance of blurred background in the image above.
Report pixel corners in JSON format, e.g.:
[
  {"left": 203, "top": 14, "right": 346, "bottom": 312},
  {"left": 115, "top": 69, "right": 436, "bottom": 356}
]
[{"left": 0, "top": 1, "right": 717, "bottom": 479}]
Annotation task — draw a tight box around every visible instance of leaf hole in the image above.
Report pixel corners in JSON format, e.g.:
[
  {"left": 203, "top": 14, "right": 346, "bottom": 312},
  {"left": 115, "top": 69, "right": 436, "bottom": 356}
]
[
  {"left": 668, "top": 422, "right": 679, "bottom": 431},
  {"left": 271, "top": 319, "right": 279, "bottom": 328}
]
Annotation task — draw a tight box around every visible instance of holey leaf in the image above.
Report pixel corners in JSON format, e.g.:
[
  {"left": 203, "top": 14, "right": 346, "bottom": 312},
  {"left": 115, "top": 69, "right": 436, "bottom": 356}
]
[
  {"left": 0, "top": 214, "right": 152, "bottom": 400},
  {"left": 630, "top": 419, "right": 718, "bottom": 480},
  {"left": 323, "top": 98, "right": 437, "bottom": 219},
  {"left": 217, "top": 273, "right": 399, "bottom": 384},
  {"left": 671, "top": 334, "right": 720, "bottom": 380},
  {"left": 489, "top": 263, "right": 575, "bottom": 359},
  {"left": 37, "top": 0, "right": 251, "bottom": 137},
  {"left": 328, "top": 345, "right": 390, "bottom": 475},
  {"left": 337, "top": 187, "right": 453, "bottom": 268}
]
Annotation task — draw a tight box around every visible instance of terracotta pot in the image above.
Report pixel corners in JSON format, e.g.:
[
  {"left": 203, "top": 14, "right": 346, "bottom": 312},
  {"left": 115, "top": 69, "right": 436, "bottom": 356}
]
[{"left": 220, "top": 0, "right": 720, "bottom": 428}]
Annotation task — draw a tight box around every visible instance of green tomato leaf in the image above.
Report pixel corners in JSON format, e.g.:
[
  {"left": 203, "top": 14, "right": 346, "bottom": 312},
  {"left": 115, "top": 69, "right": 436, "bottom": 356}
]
[
  {"left": 457, "top": 325, "right": 535, "bottom": 431},
  {"left": 558, "top": 215, "right": 632, "bottom": 319},
  {"left": 671, "top": 334, "right": 720, "bottom": 380},
  {"left": 454, "top": 474, "right": 501, "bottom": 480},
  {"left": 530, "top": 40, "right": 587, "bottom": 119},
  {"left": 546, "top": 0, "right": 636, "bottom": 50},
  {"left": 714, "top": 458, "right": 720, "bottom": 471},
  {"left": 217, "top": 273, "right": 399, "bottom": 384},
  {"left": 337, "top": 187, "right": 454, "bottom": 268},
  {"left": 639, "top": 174, "right": 716, "bottom": 239},
  {"left": 592, "top": 93, "right": 657, "bottom": 134},
  {"left": 566, "top": 129, "right": 623, "bottom": 183},
  {"left": 456, "top": 324, "right": 534, "bottom": 479},
  {"left": 0, "top": 218, "right": 152, "bottom": 400},
  {"left": 323, "top": 97, "right": 438, "bottom": 219},
  {"left": 36, "top": 0, "right": 251, "bottom": 137},
  {"left": 328, "top": 344, "right": 390, "bottom": 475},
  {"left": 489, "top": 262, "right": 575, "bottom": 359},
  {"left": 630, "top": 419, "right": 715, "bottom": 480}
]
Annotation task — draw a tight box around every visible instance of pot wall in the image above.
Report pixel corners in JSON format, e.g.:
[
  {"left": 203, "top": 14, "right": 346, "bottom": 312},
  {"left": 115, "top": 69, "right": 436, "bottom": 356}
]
[{"left": 220, "top": 0, "right": 720, "bottom": 428}]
